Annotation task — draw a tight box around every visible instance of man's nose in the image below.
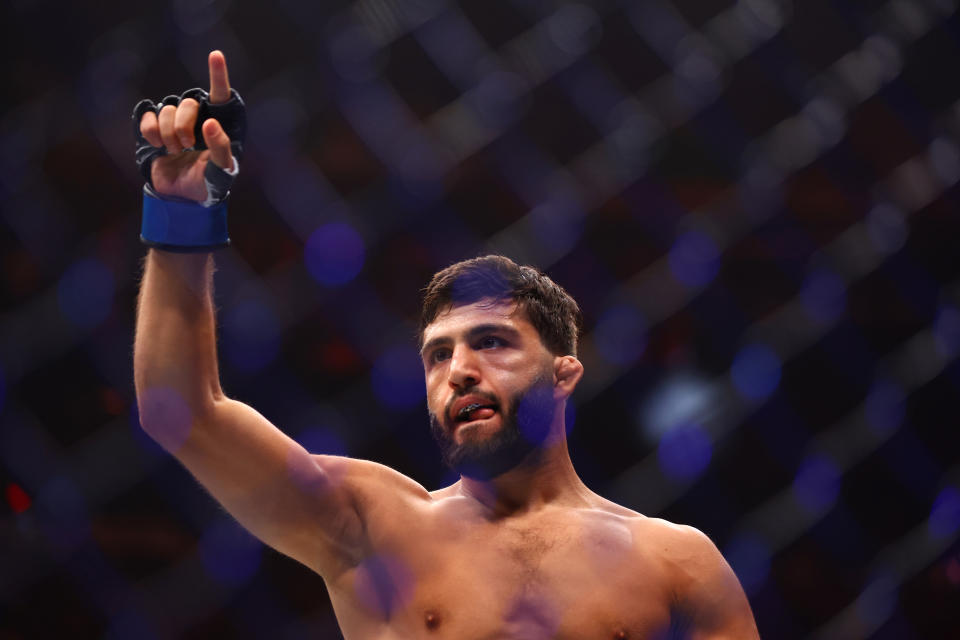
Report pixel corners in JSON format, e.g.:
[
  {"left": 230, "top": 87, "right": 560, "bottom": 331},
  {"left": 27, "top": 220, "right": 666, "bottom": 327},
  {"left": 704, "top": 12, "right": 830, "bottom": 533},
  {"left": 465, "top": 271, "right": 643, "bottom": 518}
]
[{"left": 447, "top": 344, "right": 480, "bottom": 388}]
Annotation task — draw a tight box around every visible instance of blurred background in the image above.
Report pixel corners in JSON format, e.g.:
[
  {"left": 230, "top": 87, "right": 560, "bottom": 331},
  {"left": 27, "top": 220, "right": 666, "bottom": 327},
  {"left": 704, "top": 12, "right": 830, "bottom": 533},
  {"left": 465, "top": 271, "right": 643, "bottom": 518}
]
[{"left": 1, "top": 0, "right": 959, "bottom": 637}]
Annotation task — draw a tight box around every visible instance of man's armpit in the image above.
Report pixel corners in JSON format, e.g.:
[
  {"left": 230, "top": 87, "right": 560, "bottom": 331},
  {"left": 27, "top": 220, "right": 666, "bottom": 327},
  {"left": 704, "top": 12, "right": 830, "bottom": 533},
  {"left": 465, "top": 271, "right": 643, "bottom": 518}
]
[{"left": 323, "top": 456, "right": 433, "bottom": 548}]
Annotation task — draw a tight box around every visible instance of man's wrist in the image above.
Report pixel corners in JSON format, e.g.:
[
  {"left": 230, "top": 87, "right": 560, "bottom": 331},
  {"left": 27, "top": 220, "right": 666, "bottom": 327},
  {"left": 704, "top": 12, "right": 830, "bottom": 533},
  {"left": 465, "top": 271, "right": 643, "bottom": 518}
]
[{"left": 140, "top": 185, "right": 230, "bottom": 252}]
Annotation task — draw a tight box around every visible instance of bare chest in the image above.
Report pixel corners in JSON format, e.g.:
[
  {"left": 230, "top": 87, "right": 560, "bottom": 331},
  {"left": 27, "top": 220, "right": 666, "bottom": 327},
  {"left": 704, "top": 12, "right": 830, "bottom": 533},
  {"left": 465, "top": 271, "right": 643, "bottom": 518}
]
[{"left": 331, "top": 514, "right": 674, "bottom": 639}]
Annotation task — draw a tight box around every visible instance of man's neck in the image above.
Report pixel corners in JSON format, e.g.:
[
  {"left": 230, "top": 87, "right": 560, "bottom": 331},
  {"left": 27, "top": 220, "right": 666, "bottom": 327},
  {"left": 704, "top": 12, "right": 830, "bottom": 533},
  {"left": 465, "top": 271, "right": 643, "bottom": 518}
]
[{"left": 456, "top": 437, "right": 592, "bottom": 517}]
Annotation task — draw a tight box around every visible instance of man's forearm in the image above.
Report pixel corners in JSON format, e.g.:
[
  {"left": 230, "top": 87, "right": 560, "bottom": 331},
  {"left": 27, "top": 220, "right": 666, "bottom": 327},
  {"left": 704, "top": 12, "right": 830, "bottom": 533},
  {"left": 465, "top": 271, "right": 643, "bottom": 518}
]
[{"left": 134, "top": 249, "right": 223, "bottom": 446}]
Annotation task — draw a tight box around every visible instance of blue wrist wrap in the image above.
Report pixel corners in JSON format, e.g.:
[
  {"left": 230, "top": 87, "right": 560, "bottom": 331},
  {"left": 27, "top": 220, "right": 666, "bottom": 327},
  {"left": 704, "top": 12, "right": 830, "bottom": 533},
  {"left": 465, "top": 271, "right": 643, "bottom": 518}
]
[{"left": 141, "top": 187, "right": 230, "bottom": 252}]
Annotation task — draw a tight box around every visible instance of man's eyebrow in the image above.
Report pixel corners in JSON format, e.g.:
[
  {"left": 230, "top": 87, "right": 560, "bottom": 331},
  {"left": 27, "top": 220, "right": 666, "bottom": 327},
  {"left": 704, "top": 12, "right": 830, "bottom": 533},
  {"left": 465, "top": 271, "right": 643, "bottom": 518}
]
[
  {"left": 420, "top": 323, "right": 521, "bottom": 357},
  {"left": 466, "top": 323, "right": 520, "bottom": 340}
]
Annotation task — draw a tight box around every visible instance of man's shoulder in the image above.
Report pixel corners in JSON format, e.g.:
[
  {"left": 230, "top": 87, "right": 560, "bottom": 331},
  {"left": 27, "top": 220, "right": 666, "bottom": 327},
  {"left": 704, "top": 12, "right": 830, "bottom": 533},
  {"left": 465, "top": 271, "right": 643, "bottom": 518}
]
[
  {"left": 585, "top": 504, "right": 720, "bottom": 568},
  {"left": 629, "top": 515, "right": 718, "bottom": 560},
  {"left": 627, "top": 516, "right": 735, "bottom": 599},
  {"left": 626, "top": 517, "right": 760, "bottom": 636}
]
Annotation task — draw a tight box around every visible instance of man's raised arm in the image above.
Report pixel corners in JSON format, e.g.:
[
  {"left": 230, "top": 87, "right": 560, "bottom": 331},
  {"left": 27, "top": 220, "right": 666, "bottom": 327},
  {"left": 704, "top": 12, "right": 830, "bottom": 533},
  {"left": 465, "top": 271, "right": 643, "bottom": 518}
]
[{"left": 132, "top": 51, "right": 368, "bottom": 578}]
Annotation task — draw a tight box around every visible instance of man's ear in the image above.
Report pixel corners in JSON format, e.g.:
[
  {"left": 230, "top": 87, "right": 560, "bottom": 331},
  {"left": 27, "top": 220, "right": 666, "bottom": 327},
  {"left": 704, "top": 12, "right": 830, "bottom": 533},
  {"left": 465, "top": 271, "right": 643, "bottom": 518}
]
[{"left": 553, "top": 355, "right": 584, "bottom": 399}]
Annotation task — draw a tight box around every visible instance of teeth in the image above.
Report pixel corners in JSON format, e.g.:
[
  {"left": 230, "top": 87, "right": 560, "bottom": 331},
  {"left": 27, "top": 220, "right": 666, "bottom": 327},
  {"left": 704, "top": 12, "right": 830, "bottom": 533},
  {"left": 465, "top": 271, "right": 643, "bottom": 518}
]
[{"left": 458, "top": 403, "right": 482, "bottom": 420}]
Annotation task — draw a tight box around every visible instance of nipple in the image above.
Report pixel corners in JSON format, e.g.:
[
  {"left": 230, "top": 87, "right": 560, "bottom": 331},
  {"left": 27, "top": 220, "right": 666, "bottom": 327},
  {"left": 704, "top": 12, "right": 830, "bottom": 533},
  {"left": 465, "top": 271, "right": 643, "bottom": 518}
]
[
  {"left": 425, "top": 611, "right": 441, "bottom": 631},
  {"left": 613, "top": 630, "right": 628, "bottom": 640}
]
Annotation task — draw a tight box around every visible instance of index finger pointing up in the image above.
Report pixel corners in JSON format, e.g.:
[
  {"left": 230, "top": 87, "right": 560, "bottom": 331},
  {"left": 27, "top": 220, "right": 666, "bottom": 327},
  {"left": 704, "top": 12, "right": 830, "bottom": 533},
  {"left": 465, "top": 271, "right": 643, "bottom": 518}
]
[{"left": 208, "top": 50, "right": 231, "bottom": 104}]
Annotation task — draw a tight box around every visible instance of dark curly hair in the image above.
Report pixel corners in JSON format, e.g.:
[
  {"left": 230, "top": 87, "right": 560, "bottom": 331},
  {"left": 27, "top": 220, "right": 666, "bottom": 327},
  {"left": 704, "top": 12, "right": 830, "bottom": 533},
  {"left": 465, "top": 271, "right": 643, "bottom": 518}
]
[{"left": 419, "top": 255, "right": 582, "bottom": 356}]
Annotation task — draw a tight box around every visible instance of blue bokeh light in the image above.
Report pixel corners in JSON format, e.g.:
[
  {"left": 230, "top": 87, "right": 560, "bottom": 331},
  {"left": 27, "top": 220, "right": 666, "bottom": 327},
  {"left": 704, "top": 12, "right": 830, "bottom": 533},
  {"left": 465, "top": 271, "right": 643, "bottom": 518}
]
[
  {"left": 223, "top": 299, "right": 281, "bottom": 373},
  {"left": 305, "top": 222, "right": 365, "bottom": 286},
  {"left": 928, "top": 487, "right": 960, "bottom": 540},
  {"left": 793, "top": 454, "right": 841, "bottom": 513},
  {"left": 731, "top": 343, "right": 782, "bottom": 401},
  {"left": 371, "top": 344, "right": 426, "bottom": 411},
  {"left": 640, "top": 371, "right": 715, "bottom": 443},
  {"left": 801, "top": 268, "right": 847, "bottom": 323},
  {"left": 864, "top": 379, "right": 905, "bottom": 435},
  {"left": 724, "top": 532, "right": 771, "bottom": 595},
  {"left": 57, "top": 257, "right": 115, "bottom": 330},
  {"left": 593, "top": 302, "right": 646, "bottom": 366},
  {"left": 668, "top": 230, "right": 720, "bottom": 287},
  {"left": 199, "top": 518, "right": 263, "bottom": 585},
  {"left": 657, "top": 422, "right": 712, "bottom": 481}
]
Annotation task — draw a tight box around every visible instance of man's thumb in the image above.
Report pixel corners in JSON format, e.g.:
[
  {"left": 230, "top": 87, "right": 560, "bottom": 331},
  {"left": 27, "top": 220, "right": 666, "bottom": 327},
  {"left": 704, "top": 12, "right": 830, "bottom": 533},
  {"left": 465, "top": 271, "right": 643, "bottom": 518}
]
[{"left": 202, "top": 119, "right": 234, "bottom": 171}]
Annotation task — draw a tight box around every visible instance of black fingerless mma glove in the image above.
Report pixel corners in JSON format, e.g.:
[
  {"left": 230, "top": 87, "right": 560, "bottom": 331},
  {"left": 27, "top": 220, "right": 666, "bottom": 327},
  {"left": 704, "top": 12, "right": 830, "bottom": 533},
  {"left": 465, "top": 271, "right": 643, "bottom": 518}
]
[{"left": 132, "top": 88, "right": 247, "bottom": 251}]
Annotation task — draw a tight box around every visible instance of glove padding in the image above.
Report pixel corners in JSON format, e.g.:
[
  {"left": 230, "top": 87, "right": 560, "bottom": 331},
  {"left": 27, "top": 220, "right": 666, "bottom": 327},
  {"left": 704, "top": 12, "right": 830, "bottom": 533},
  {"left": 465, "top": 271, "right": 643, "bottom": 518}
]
[{"left": 132, "top": 87, "right": 247, "bottom": 200}]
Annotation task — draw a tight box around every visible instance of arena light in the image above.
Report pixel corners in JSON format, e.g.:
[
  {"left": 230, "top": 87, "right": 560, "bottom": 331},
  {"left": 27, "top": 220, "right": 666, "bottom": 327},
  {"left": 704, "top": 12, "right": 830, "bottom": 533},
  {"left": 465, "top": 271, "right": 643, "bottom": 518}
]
[
  {"left": 730, "top": 342, "right": 782, "bottom": 402},
  {"left": 305, "top": 222, "right": 366, "bottom": 286},
  {"left": 668, "top": 230, "right": 720, "bottom": 288},
  {"left": 637, "top": 369, "right": 718, "bottom": 443},
  {"left": 5, "top": 481, "right": 31, "bottom": 514}
]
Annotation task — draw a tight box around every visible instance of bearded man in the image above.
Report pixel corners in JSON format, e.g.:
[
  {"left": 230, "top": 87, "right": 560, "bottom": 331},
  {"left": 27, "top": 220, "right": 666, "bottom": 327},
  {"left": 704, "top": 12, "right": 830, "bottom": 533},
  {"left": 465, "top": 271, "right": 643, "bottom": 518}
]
[{"left": 133, "top": 50, "right": 760, "bottom": 639}]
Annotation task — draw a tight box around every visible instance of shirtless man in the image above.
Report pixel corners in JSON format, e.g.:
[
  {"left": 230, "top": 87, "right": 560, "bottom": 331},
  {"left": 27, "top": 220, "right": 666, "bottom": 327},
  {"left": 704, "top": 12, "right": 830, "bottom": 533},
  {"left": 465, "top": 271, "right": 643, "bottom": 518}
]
[{"left": 133, "top": 51, "right": 760, "bottom": 639}]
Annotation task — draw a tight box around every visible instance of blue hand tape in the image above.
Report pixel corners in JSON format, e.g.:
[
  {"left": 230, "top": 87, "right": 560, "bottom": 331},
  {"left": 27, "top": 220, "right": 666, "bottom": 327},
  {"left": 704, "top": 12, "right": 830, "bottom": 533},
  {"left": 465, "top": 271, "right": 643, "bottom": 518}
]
[{"left": 141, "top": 187, "right": 230, "bottom": 252}]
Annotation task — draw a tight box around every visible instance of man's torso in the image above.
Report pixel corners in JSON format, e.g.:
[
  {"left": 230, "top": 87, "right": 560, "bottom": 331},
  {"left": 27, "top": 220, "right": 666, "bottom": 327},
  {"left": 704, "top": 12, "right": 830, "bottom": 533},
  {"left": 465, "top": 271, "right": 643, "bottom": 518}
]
[{"left": 326, "top": 488, "right": 681, "bottom": 639}]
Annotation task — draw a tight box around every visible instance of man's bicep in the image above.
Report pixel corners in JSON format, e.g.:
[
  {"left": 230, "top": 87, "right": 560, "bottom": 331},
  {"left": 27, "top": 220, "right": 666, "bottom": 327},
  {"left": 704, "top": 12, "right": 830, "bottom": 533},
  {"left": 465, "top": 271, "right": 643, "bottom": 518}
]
[{"left": 171, "top": 398, "right": 365, "bottom": 575}]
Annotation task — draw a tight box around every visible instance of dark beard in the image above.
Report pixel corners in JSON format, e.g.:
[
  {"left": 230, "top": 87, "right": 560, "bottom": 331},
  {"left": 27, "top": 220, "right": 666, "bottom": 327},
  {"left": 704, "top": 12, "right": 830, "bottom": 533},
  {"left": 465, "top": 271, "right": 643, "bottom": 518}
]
[{"left": 429, "top": 375, "right": 556, "bottom": 481}]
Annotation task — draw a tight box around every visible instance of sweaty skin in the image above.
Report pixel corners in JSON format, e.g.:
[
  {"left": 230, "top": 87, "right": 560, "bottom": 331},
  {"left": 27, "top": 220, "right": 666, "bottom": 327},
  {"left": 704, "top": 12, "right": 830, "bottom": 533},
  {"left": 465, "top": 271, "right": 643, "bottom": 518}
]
[{"left": 134, "top": 51, "right": 760, "bottom": 639}]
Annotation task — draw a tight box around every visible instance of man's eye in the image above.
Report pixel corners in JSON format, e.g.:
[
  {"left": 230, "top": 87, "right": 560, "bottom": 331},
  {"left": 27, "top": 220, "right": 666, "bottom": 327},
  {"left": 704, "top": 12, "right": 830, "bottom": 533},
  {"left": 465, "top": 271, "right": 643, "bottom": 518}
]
[
  {"left": 479, "top": 336, "right": 503, "bottom": 349},
  {"left": 431, "top": 349, "right": 451, "bottom": 363}
]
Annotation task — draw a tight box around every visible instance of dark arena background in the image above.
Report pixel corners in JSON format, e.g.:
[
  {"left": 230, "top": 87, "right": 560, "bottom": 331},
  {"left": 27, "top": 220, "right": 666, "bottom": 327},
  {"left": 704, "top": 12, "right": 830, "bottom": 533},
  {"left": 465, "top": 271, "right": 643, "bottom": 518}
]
[{"left": 2, "top": 0, "right": 959, "bottom": 638}]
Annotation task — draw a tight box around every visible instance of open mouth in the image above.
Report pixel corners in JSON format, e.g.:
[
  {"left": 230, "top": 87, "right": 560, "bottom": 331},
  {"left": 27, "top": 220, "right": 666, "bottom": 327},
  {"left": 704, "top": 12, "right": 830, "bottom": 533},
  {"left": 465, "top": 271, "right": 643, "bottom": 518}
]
[{"left": 454, "top": 403, "right": 498, "bottom": 424}]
